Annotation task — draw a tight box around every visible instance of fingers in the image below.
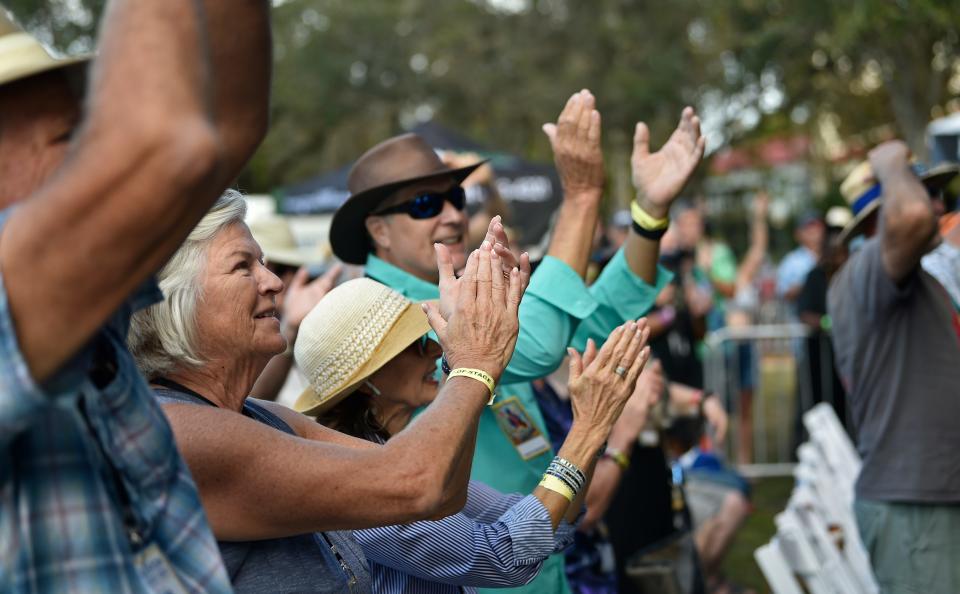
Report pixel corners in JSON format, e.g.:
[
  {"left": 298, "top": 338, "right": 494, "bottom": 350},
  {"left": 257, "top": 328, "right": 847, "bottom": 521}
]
[
  {"left": 507, "top": 267, "right": 522, "bottom": 315},
  {"left": 435, "top": 243, "right": 456, "bottom": 285},
  {"left": 576, "top": 90, "right": 594, "bottom": 141},
  {"left": 422, "top": 302, "right": 447, "bottom": 337},
  {"left": 592, "top": 322, "right": 632, "bottom": 370},
  {"left": 587, "top": 110, "right": 601, "bottom": 147},
  {"left": 618, "top": 320, "right": 648, "bottom": 376},
  {"left": 289, "top": 266, "right": 309, "bottom": 290},
  {"left": 582, "top": 337, "right": 599, "bottom": 369},
  {"left": 457, "top": 248, "right": 480, "bottom": 307},
  {"left": 557, "top": 92, "right": 582, "bottom": 144},
  {"left": 490, "top": 247, "right": 506, "bottom": 307},
  {"left": 518, "top": 252, "right": 531, "bottom": 291},
  {"left": 566, "top": 347, "right": 583, "bottom": 382},
  {"left": 313, "top": 263, "right": 342, "bottom": 292},
  {"left": 633, "top": 122, "right": 650, "bottom": 160},
  {"left": 476, "top": 241, "right": 493, "bottom": 302},
  {"left": 625, "top": 327, "right": 653, "bottom": 387}
]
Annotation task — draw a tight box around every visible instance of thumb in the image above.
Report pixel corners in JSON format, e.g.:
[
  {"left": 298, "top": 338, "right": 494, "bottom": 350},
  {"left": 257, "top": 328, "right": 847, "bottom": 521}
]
[
  {"left": 633, "top": 122, "right": 650, "bottom": 159},
  {"left": 422, "top": 302, "right": 447, "bottom": 335},
  {"left": 542, "top": 123, "right": 558, "bottom": 146},
  {"left": 567, "top": 347, "right": 583, "bottom": 382},
  {"left": 290, "top": 266, "right": 309, "bottom": 290}
]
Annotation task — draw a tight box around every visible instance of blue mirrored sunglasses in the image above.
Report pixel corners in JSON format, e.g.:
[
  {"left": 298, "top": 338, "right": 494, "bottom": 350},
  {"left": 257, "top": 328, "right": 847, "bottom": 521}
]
[{"left": 374, "top": 186, "right": 466, "bottom": 219}]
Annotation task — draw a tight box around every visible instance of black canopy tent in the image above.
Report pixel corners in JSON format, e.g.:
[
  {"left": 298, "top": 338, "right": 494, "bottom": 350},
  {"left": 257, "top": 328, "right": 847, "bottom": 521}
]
[{"left": 275, "top": 121, "right": 561, "bottom": 247}]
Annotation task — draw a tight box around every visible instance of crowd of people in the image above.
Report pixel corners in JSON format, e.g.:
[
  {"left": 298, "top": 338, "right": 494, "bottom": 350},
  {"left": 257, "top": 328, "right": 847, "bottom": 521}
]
[{"left": 1, "top": 2, "right": 958, "bottom": 594}]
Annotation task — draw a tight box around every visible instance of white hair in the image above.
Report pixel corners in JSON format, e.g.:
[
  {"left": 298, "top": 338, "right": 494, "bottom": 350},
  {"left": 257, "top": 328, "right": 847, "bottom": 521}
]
[{"left": 129, "top": 189, "right": 248, "bottom": 378}]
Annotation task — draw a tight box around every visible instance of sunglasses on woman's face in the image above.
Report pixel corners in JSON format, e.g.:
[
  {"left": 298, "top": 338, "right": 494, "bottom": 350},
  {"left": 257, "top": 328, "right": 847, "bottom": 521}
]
[{"left": 374, "top": 186, "right": 466, "bottom": 220}]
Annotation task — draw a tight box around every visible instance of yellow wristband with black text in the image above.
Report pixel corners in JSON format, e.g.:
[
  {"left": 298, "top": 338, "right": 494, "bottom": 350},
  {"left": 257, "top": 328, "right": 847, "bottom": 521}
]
[{"left": 448, "top": 368, "right": 496, "bottom": 405}]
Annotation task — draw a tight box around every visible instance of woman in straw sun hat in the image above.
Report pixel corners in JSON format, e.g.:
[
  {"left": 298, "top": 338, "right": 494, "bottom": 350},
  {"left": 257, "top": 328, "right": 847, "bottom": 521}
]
[
  {"left": 129, "top": 191, "right": 531, "bottom": 593},
  {"left": 298, "top": 266, "right": 653, "bottom": 593}
]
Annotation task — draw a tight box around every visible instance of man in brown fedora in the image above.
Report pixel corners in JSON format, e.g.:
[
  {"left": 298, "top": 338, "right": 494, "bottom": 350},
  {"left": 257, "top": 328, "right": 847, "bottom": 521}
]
[
  {"left": 328, "top": 89, "right": 705, "bottom": 594},
  {"left": 0, "top": 2, "right": 270, "bottom": 591},
  {"left": 829, "top": 141, "right": 960, "bottom": 592}
]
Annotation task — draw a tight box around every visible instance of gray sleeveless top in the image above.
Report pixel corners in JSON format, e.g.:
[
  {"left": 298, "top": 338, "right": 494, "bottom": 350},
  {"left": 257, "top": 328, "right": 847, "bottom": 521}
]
[{"left": 153, "top": 384, "right": 372, "bottom": 593}]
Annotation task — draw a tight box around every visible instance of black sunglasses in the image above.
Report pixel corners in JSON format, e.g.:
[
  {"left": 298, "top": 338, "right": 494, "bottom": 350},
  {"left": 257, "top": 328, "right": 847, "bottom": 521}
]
[{"left": 373, "top": 186, "right": 466, "bottom": 219}]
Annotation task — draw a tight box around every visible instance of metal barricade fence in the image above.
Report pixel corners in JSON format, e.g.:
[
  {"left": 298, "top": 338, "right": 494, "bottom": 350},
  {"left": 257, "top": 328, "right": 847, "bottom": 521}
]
[{"left": 702, "top": 324, "right": 843, "bottom": 478}]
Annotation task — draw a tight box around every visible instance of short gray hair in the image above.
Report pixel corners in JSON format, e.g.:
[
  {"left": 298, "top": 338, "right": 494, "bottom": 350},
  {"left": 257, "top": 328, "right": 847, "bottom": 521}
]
[{"left": 129, "top": 189, "right": 247, "bottom": 378}]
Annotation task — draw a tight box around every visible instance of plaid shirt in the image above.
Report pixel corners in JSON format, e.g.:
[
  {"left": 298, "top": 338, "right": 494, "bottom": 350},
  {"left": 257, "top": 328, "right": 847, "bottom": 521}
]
[{"left": 0, "top": 212, "right": 232, "bottom": 593}]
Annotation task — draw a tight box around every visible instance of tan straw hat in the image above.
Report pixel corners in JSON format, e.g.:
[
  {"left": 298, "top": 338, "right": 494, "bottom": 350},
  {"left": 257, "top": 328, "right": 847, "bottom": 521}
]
[
  {"left": 838, "top": 160, "right": 959, "bottom": 243},
  {"left": 0, "top": 9, "right": 90, "bottom": 88},
  {"left": 294, "top": 277, "right": 432, "bottom": 415},
  {"left": 248, "top": 215, "right": 329, "bottom": 267}
]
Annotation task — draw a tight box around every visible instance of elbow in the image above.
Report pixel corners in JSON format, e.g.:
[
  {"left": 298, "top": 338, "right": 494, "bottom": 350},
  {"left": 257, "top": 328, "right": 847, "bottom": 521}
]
[
  {"left": 397, "top": 461, "right": 454, "bottom": 521},
  {"left": 885, "top": 202, "right": 937, "bottom": 245}
]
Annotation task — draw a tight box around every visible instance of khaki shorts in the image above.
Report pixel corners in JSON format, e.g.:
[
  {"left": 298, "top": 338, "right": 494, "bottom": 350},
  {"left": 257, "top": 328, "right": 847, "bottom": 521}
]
[{"left": 855, "top": 499, "right": 960, "bottom": 594}]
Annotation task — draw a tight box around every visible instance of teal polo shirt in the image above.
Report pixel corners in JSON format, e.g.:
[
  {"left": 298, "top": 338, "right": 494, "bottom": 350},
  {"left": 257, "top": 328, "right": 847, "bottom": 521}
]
[{"left": 366, "top": 251, "right": 671, "bottom": 594}]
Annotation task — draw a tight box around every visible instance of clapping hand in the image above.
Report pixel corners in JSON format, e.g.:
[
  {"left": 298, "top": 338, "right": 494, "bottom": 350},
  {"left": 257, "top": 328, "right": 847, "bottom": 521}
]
[
  {"left": 424, "top": 242, "right": 524, "bottom": 382},
  {"left": 566, "top": 320, "right": 652, "bottom": 434},
  {"left": 280, "top": 264, "right": 343, "bottom": 341},
  {"left": 631, "top": 107, "right": 706, "bottom": 219},
  {"left": 543, "top": 89, "right": 605, "bottom": 202}
]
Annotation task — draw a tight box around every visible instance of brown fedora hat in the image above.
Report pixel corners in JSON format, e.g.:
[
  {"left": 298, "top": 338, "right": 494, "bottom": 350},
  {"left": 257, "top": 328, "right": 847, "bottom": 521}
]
[{"left": 330, "top": 133, "right": 485, "bottom": 264}]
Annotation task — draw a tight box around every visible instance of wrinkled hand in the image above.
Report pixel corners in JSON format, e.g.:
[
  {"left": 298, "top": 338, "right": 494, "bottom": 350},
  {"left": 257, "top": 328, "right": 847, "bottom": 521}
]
[
  {"left": 702, "top": 394, "right": 728, "bottom": 446},
  {"left": 281, "top": 264, "right": 342, "bottom": 339},
  {"left": 543, "top": 89, "right": 605, "bottom": 200},
  {"left": 439, "top": 217, "right": 530, "bottom": 322},
  {"left": 424, "top": 242, "right": 524, "bottom": 381},
  {"left": 632, "top": 107, "right": 706, "bottom": 219},
  {"left": 566, "top": 319, "right": 652, "bottom": 434},
  {"left": 611, "top": 360, "right": 664, "bottom": 443}
]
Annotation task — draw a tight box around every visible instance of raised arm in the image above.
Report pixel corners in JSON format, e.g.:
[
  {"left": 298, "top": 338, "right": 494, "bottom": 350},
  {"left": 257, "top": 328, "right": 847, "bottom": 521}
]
[
  {"left": 2, "top": 0, "right": 270, "bottom": 381},
  {"left": 164, "top": 244, "right": 527, "bottom": 539},
  {"left": 541, "top": 89, "right": 605, "bottom": 278},
  {"left": 872, "top": 141, "right": 939, "bottom": 284},
  {"left": 627, "top": 108, "right": 706, "bottom": 284},
  {"left": 737, "top": 191, "right": 769, "bottom": 290}
]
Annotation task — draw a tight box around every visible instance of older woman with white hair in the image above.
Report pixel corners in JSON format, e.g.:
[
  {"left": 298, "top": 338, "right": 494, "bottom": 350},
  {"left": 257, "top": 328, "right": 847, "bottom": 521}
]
[{"left": 129, "top": 190, "right": 529, "bottom": 593}]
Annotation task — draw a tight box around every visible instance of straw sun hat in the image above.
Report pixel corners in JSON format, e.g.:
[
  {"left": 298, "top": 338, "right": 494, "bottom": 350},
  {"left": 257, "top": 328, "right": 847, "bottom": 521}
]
[
  {"left": 839, "top": 160, "right": 959, "bottom": 243},
  {"left": 294, "top": 278, "right": 432, "bottom": 416},
  {"left": 0, "top": 9, "right": 90, "bottom": 88}
]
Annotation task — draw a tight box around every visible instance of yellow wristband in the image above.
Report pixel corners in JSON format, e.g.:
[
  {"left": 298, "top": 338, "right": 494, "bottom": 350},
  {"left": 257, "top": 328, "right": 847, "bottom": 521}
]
[
  {"left": 604, "top": 448, "right": 631, "bottom": 471},
  {"left": 448, "top": 368, "right": 497, "bottom": 405},
  {"left": 539, "top": 474, "right": 575, "bottom": 502},
  {"left": 631, "top": 201, "right": 670, "bottom": 231}
]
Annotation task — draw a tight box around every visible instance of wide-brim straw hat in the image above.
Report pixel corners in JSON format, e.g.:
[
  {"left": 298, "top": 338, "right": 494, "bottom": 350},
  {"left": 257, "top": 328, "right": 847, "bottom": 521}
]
[
  {"left": 249, "top": 215, "right": 329, "bottom": 268},
  {"left": 330, "top": 133, "right": 485, "bottom": 265},
  {"left": 0, "top": 10, "right": 90, "bottom": 89},
  {"left": 838, "top": 160, "right": 960, "bottom": 243},
  {"left": 293, "top": 277, "right": 432, "bottom": 415}
]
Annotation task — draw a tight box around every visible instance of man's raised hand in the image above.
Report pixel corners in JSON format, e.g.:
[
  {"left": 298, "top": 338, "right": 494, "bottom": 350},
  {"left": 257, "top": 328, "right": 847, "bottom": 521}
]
[
  {"left": 632, "top": 107, "right": 706, "bottom": 219},
  {"left": 543, "top": 89, "right": 605, "bottom": 202}
]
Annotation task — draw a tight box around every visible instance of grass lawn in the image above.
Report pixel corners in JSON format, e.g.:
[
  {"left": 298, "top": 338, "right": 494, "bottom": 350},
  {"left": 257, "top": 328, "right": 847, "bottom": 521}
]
[{"left": 719, "top": 475, "right": 794, "bottom": 592}]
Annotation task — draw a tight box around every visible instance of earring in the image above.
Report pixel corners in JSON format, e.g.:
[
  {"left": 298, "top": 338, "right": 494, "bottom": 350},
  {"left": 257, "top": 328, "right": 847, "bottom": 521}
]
[{"left": 364, "top": 380, "right": 382, "bottom": 396}]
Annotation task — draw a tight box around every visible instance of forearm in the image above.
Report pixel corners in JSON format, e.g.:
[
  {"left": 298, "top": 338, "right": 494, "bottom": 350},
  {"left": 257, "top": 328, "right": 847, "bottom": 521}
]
[
  {"left": 880, "top": 170, "right": 938, "bottom": 282},
  {"left": 623, "top": 233, "right": 661, "bottom": 286},
  {"left": 388, "top": 377, "right": 489, "bottom": 512},
  {"left": 196, "top": 0, "right": 271, "bottom": 171},
  {"left": 533, "top": 423, "right": 605, "bottom": 528},
  {"left": 546, "top": 196, "right": 601, "bottom": 279}
]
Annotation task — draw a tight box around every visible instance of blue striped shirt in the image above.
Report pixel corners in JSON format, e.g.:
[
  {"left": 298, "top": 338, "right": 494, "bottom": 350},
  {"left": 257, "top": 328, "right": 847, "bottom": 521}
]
[{"left": 354, "top": 480, "right": 577, "bottom": 594}]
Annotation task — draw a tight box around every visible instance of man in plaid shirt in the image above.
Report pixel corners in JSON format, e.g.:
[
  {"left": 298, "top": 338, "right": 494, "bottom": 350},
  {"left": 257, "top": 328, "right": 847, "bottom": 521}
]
[{"left": 0, "top": 1, "right": 271, "bottom": 591}]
